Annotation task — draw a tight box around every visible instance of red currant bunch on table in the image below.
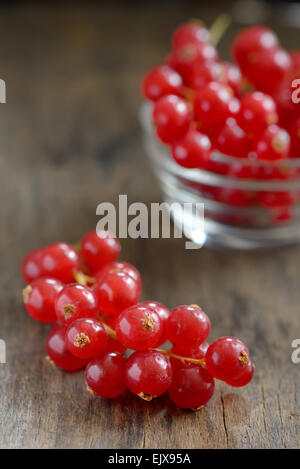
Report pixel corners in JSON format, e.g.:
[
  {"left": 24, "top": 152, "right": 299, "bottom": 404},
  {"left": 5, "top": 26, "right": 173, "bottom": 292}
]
[
  {"left": 141, "top": 19, "right": 300, "bottom": 214},
  {"left": 22, "top": 230, "right": 254, "bottom": 410}
]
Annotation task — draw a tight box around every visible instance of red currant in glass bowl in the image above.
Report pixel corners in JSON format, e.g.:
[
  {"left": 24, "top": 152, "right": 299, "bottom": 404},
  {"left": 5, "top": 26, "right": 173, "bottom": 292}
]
[{"left": 140, "top": 21, "right": 300, "bottom": 249}]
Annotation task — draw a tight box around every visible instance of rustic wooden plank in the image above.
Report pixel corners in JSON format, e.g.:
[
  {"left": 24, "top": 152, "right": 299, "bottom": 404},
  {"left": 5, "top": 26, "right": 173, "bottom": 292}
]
[{"left": 0, "top": 2, "right": 299, "bottom": 449}]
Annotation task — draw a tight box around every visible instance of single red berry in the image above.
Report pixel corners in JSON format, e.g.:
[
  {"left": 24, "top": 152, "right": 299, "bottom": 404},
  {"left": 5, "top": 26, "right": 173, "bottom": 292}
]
[
  {"left": 46, "top": 326, "right": 89, "bottom": 371},
  {"left": 215, "top": 117, "right": 249, "bottom": 158},
  {"left": 170, "top": 342, "right": 209, "bottom": 371},
  {"left": 222, "top": 61, "right": 242, "bottom": 95},
  {"left": 55, "top": 283, "right": 98, "bottom": 325},
  {"left": 170, "top": 42, "right": 218, "bottom": 82},
  {"left": 256, "top": 125, "right": 290, "bottom": 161},
  {"left": 21, "top": 248, "right": 44, "bottom": 283},
  {"left": 166, "top": 305, "right": 210, "bottom": 352},
  {"left": 290, "top": 118, "right": 300, "bottom": 157},
  {"left": 141, "top": 65, "right": 183, "bottom": 102},
  {"left": 259, "top": 190, "right": 299, "bottom": 208},
  {"left": 194, "top": 82, "right": 239, "bottom": 131},
  {"left": 245, "top": 48, "right": 292, "bottom": 94},
  {"left": 80, "top": 230, "right": 120, "bottom": 273},
  {"left": 66, "top": 318, "right": 107, "bottom": 359},
  {"left": 95, "top": 261, "right": 142, "bottom": 292},
  {"left": 85, "top": 352, "right": 127, "bottom": 398},
  {"left": 96, "top": 270, "right": 140, "bottom": 317},
  {"left": 126, "top": 350, "right": 172, "bottom": 400},
  {"left": 188, "top": 61, "right": 226, "bottom": 90},
  {"left": 138, "top": 301, "right": 170, "bottom": 346},
  {"left": 168, "top": 366, "right": 215, "bottom": 409},
  {"left": 206, "top": 337, "right": 250, "bottom": 382},
  {"left": 116, "top": 304, "right": 162, "bottom": 350},
  {"left": 237, "top": 91, "right": 278, "bottom": 136},
  {"left": 23, "top": 278, "right": 63, "bottom": 323},
  {"left": 152, "top": 95, "right": 191, "bottom": 144},
  {"left": 232, "top": 26, "right": 279, "bottom": 74},
  {"left": 226, "top": 359, "right": 254, "bottom": 387},
  {"left": 172, "top": 21, "right": 210, "bottom": 49},
  {"left": 40, "top": 242, "right": 80, "bottom": 283},
  {"left": 171, "top": 128, "right": 211, "bottom": 168}
]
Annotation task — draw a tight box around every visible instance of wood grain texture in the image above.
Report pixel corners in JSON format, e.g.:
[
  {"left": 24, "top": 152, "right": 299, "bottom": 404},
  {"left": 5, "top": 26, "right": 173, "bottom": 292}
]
[{"left": 0, "top": 2, "right": 299, "bottom": 449}]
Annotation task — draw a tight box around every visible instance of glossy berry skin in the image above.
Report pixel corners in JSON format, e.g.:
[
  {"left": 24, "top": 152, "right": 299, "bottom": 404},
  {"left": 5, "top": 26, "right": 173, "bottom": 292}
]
[
  {"left": 172, "top": 21, "right": 210, "bottom": 49},
  {"left": 188, "top": 61, "right": 226, "bottom": 90},
  {"left": 170, "top": 342, "right": 209, "bottom": 371},
  {"left": 222, "top": 62, "right": 242, "bottom": 96},
  {"left": 96, "top": 270, "right": 141, "bottom": 317},
  {"left": 95, "top": 261, "right": 142, "bottom": 293},
  {"left": 66, "top": 318, "right": 107, "bottom": 359},
  {"left": 21, "top": 248, "right": 43, "bottom": 283},
  {"left": 152, "top": 95, "right": 191, "bottom": 144},
  {"left": 138, "top": 301, "right": 170, "bottom": 346},
  {"left": 290, "top": 118, "right": 300, "bottom": 157},
  {"left": 168, "top": 366, "right": 215, "bottom": 409},
  {"left": 85, "top": 352, "right": 127, "bottom": 398},
  {"left": 40, "top": 242, "right": 80, "bottom": 283},
  {"left": 170, "top": 43, "right": 218, "bottom": 83},
  {"left": 226, "top": 360, "right": 254, "bottom": 387},
  {"left": 194, "top": 82, "right": 239, "bottom": 131},
  {"left": 255, "top": 125, "right": 290, "bottom": 161},
  {"left": 126, "top": 350, "right": 172, "bottom": 399},
  {"left": 55, "top": 283, "right": 99, "bottom": 325},
  {"left": 237, "top": 92, "right": 278, "bottom": 136},
  {"left": 80, "top": 230, "right": 120, "bottom": 273},
  {"left": 141, "top": 65, "right": 183, "bottom": 102},
  {"left": 166, "top": 305, "right": 210, "bottom": 352},
  {"left": 215, "top": 117, "right": 249, "bottom": 158},
  {"left": 206, "top": 337, "right": 250, "bottom": 382},
  {"left": 46, "top": 326, "right": 89, "bottom": 371},
  {"left": 23, "top": 278, "right": 63, "bottom": 323},
  {"left": 232, "top": 26, "right": 279, "bottom": 75},
  {"left": 116, "top": 304, "right": 162, "bottom": 351},
  {"left": 171, "top": 129, "right": 212, "bottom": 168}
]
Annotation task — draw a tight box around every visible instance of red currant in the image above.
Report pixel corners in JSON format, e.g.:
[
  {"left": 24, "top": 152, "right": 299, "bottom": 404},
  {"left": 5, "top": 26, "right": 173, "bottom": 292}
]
[
  {"left": 23, "top": 278, "right": 63, "bottom": 323},
  {"left": 171, "top": 129, "right": 211, "bottom": 168},
  {"left": 85, "top": 352, "right": 127, "bottom": 398},
  {"left": 95, "top": 261, "right": 142, "bottom": 292},
  {"left": 96, "top": 270, "right": 140, "bottom": 316},
  {"left": 46, "top": 326, "right": 89, "bottom": 371},
  {"left": 222, "top": 61, "right": 242, "bottom": 95},
  {"left": 172, "top": 21, "right": 210, "bottom": 49},
  {"left": 21, "top": 248, "right": 43, "bottom": 283},
  {"left": 256, "top": 125, "right": 290, "bottom": 161},
  {"left": 188, "top": 61, "right": 226, "bottom": 90},
  {"left": 237, "top": 92, "right": 278, "bottom": 136},
  {"left": 80, "top": 230, "right": 120, "bottom": 273},
  {"left": 104, "top": 335, "right": 126, "bottom": 355},
  {"left": 55, "top": 283, "right": 98, "bottom": 325},
  {"left": 232, "top": 26, "right": 279, "bottom": 74},
  {"left": 66, "top": 318, "right": 107, "bottom": 359},
  {"left": 215, "top": 117, "right": 249, "bottom": 158},
  {"left": 40, "top": 242, "right": 80, "bottom": 283},
  {"left": 126, "top": 350, "right": 172, "bottom": 399},
  {"left": 290, "top": 118, "right": 300, "bottom": 157},
  {"left": 290, "top": 50, "right": 300, "bottom": 74},
  {"left": 116, "top": 304, "right": 162, "bottom": 350},
  {"left": 138, "top": 301, "right": 170, "bottom": 346},
  {"left": 141, "top": 65, "right": 183, "bottom": 102},
  {"left": 206, "top": 337, "right": 250, "bottom": 381},
  {"left": 226, "top": 359, "right": 254, "bottom": 387},
  {"left": 152, "top": 95, "right": 191, "bottom": 144},
  {"left": 194, "top": 82, "right": 239, "bottom": 131},
  {"left": 168, "top": 366, "right": 215, "bottom": 409},
  {"left": 170, "top": 42, "right": 218, "bottom": 83},
  {"left": 166, "top": 305, "right": 210, "bottom": 352},
  {"left": 170, "top": 342, "right": 209, "bottom": 371}
]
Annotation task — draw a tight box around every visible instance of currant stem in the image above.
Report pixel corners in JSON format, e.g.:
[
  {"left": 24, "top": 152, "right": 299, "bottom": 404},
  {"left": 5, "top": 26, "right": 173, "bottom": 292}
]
[{"left": 209, "top": 13, "right": 231, "bottom": 46}]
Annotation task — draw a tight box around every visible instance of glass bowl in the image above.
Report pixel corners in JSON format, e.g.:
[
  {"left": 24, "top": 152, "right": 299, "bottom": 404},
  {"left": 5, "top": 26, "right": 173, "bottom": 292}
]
[{"left": 140, "top": 102, "right": 300, "bottom": 250}]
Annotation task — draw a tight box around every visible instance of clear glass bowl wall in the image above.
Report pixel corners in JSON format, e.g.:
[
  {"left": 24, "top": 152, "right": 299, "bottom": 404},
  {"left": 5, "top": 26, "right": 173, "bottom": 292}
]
[{"left": 140, "top": 102, "right": 300, "bottom": 250}]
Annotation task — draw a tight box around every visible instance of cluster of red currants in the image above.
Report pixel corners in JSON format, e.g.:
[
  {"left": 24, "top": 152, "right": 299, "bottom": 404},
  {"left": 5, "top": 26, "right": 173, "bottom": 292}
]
[
  {"left": 22, "top": 230, "right": 254, "bottom": 409},
  {"left": 141, "top": 21, "right": 300, "bottom": 211}
]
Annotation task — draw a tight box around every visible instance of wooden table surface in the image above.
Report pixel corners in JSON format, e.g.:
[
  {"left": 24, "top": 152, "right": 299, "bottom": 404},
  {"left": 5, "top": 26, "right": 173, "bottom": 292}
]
[{"left": 0, "top": 2, "right": 299, "bottom": 449}]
